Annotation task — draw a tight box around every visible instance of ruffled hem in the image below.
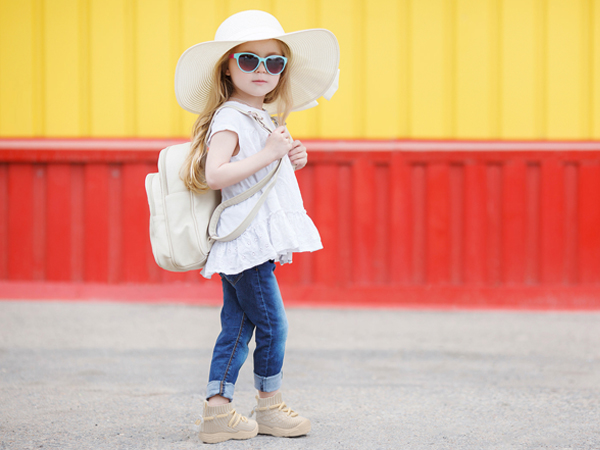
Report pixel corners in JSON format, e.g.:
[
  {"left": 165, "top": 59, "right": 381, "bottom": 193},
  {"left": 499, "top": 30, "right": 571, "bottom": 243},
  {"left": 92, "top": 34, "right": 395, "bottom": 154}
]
[{"left": 201, "top": 210, "right": 322, "bottom": 279}]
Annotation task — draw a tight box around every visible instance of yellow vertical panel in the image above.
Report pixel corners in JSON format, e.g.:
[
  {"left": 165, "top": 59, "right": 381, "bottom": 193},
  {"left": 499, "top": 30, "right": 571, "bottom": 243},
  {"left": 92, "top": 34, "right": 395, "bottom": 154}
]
[
  {"left": 79, "top": 0, "right": 90, "bottom": 135},
  {"left": 32, "top": 0, "right": 44, "bottom": 135},
  {"left": 364, "top": 0, "right": 400, "bottom": 138},
  {"left": 488, "top": 0, "right": 500, "bottom": 138},
  {"left": 533, "top": 0, "right": 547, "bottom": 137},
  {"left": 546, "top": 0, "right": 584, "bottom": 138},
  {"left": 0, "top": 1, "right": 34, "bottom": 135},
  {"left": 123, "top": 0, "right": 136, "bottom": 136},
  {"left": 410, "top": 0, "right": 450, "bottom": 138},
  {"left": 319, "top": 0, "right": 363, "bottom": 138},
  {"left": 593, "top": 0, "right": 600, "bottom": 138},
  {"left": 169, "top": 0, "right": 182, "bottom": 136},
  {"left": 136, "top": 0, "right": 173, "bottom": 136},
  {"left": 444, "top": 0, "right": 456, "bottom": 137},
  {"left": 501, "top": 0, "right": 537, "bottom": 138},
  {"left": 397, "top": 0, "right": 411, "bottom": 137},
  {"left": 274, "top": 0, "right": 319, "bottom": 138},
  {"left": 581, "top": 0, "right": 593, "bottom": 138},
  {"left": 177, "top": 0, "right": 220, "bottom": 137},
  {"left": 456, "top": 0, "right": 496, "bottom": 138},
  {"left": 44, "top": 0, "right": 80, "bottom": 136},
  {"left": 89, "top": 0, "right": 126, "bottom": 136},
  {"left": 274, "top": 0, "right": 317, "bottom": 32},
  {"left": 181, "top": 0, "right": 219, "bottom": 55},
  {"left": 226, "top": 0, "right": 272, "bottom": 16}
]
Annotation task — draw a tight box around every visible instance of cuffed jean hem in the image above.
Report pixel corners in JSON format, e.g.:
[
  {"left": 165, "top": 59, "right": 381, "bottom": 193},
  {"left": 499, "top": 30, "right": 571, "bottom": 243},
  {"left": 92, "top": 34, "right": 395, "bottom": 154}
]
[
  {"left": 254, "top": 371, "right": 283, "bottom": 393},
  {"left": 206, "top": 381, "right": 236, "bottom": 401}
]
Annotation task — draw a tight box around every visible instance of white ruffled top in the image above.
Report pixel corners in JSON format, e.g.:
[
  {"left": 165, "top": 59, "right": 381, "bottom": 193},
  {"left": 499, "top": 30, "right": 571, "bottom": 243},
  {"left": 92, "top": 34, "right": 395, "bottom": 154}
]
[{"left": 201, "top": 101, "right": 322, "bottom": 278}]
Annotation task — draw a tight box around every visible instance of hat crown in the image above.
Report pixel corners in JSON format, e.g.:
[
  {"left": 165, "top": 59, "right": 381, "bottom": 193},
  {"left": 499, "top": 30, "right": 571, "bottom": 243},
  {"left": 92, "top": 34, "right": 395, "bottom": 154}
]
[{"left": 215, "top": 10, "right": 286, "bottom": 42}]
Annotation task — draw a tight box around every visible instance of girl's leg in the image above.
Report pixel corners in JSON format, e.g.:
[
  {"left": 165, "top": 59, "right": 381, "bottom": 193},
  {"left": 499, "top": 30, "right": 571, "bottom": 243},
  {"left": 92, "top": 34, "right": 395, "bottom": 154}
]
[
  {"left": 236, "top": 263, "right": 310, "bottom": 437},
  {"left": 206, "top": 271, "right": 256, "bottom": 402},
  {"left": 202, "top": 273, "right": 260, "bottom": 443},
  {"left": 230, "top": 260, "right": 288, "bottom": 395}
]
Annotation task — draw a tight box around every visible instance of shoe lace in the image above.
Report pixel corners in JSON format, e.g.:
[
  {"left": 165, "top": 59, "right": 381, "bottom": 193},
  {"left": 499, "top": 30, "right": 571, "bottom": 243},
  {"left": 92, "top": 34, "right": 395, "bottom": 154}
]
[
  {"left": 195, "top": 409, "right": 248, "bottom": 428},
  {"left": 228, "top": 409, "right": 248, "bottom": 428},
  {"left": 250, "top": 401, "right": 298, "bottom": 418}
]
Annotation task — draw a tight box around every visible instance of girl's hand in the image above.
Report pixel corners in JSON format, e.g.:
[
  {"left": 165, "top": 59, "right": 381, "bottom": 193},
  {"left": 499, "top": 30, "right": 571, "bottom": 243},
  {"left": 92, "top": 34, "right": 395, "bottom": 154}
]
[
  {"left": 264, "top": 126, "right": 292, "bottom": 161},
  {"left": 288, "top": 140, "right": 307, "bottom": 171}
]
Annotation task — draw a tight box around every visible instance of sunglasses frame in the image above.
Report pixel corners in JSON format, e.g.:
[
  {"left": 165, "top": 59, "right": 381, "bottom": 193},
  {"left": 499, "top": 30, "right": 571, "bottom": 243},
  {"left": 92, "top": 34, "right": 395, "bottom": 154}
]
[{"left": 229, "top": 52, "right": 288, "bottom": 75}]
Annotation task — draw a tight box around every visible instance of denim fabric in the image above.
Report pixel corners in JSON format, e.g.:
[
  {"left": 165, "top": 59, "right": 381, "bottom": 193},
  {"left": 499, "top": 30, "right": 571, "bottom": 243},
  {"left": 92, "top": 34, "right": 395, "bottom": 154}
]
[{"left": 206, "top": 260, "right": 288, "bottom": 401}]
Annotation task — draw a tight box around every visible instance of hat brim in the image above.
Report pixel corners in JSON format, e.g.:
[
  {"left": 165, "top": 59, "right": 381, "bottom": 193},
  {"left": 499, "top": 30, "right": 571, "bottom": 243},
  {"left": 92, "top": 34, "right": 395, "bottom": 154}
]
[{"left": 174, "top": 29, "right": 340, "bottom": 115}]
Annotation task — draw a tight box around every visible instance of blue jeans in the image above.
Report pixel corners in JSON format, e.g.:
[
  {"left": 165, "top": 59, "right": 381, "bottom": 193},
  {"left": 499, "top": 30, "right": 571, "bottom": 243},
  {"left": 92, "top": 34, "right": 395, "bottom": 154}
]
[{"left": 206, "top": 260, "right": 288, "bottom": 401}]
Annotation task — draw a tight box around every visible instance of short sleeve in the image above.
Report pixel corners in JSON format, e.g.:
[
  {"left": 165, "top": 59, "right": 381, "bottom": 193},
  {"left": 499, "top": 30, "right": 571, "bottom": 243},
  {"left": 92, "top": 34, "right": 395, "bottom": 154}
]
[{"left": 207, "top": 108, "right": 244, "bottom": 147}]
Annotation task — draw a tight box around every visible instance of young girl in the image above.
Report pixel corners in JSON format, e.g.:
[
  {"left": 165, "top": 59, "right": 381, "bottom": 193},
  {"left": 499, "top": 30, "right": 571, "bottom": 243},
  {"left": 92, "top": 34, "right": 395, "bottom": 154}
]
[{"left": 174, "top": 10, "right": 339, "bottom": 444}]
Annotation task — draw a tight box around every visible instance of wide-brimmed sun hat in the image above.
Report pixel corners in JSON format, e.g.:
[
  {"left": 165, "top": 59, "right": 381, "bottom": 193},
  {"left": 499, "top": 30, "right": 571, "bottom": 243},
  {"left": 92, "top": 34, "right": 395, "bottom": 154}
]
[{"left": 174, "top": 10, "right": 340, "bottom": 115}]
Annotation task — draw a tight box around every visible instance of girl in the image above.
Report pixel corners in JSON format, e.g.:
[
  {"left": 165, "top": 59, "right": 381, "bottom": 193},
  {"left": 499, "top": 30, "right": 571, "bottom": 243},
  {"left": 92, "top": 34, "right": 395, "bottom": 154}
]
[{"left": 174, "top": 10, "right": 339, "bottom": 444}]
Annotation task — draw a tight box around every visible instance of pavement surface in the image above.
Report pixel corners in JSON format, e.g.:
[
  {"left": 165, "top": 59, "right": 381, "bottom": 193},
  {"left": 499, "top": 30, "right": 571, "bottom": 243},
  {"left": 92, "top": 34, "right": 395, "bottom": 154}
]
[{"left": 0, "top": 300, "right": 599, "bottom": 450}]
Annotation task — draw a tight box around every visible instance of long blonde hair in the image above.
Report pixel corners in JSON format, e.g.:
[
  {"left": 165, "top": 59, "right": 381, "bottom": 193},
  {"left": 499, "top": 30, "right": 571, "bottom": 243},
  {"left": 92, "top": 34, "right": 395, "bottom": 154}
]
[{"left": 181, "top": 41, "right": 293, "bottom": 194}]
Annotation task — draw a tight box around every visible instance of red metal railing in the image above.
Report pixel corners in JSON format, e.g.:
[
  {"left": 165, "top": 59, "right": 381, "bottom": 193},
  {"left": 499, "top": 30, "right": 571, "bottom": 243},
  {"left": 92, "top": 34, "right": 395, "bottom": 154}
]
[{"left": 1, "top": 139, "right": 599, "bottom": 309}]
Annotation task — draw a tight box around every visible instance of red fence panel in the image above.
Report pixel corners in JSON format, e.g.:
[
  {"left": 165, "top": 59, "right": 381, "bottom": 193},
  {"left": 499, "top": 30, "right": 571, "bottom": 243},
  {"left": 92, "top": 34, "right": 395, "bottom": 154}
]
[
  {"left": 579, "top": 164, "right": 600, "bottom": 284},
  {"left": 1, "top": 138, "right": 600, "bottom": 309}
]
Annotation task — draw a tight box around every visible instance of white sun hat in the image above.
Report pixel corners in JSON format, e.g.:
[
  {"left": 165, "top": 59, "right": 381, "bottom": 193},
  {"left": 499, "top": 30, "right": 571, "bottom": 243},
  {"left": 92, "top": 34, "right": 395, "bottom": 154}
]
[{"left": 174, "top": 10, "right": 340, "bottom": 115}]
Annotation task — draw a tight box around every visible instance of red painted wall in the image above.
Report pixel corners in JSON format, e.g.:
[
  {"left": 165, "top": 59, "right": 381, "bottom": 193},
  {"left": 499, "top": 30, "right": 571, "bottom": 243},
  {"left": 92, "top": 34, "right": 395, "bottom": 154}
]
[{"left": 1, "top": 139, "right": 600, "bottom": 310}]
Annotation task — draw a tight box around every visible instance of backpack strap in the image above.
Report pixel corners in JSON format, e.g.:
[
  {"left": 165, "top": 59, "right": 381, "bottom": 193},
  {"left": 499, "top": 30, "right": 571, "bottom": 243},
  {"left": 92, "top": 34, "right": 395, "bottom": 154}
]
[{"left": 206, "top": 104, "right": 285, "bottom": 243}]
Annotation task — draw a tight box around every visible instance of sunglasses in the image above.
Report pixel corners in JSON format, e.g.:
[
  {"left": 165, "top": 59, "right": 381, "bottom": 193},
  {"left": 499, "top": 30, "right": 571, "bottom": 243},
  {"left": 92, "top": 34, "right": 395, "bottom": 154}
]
[{"left": 229, "top": 52, "right": 288, "bottom": 75}]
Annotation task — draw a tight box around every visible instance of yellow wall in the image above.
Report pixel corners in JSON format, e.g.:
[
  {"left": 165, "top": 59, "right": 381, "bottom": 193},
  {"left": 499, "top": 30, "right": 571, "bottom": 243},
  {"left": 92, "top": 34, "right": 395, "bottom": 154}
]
[{"left": 0, "top": 0, "right": 599, "bottom": 139}]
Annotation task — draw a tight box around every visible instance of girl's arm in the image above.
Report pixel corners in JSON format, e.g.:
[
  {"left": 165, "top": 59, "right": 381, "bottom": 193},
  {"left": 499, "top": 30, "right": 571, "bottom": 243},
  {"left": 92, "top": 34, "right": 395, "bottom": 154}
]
[{"left": 205, "top": 126, "right": 292, "bottom": 190}]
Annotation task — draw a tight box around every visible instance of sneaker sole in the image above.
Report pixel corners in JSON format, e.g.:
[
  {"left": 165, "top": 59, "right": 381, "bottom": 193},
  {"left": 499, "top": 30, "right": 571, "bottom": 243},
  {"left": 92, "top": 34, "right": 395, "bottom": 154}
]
[
  {"left": 199, "top": 423, "right": 259, "bottom": 444},
  {"left": 258, "top": 420, "right": 311, "bottom": 438}
]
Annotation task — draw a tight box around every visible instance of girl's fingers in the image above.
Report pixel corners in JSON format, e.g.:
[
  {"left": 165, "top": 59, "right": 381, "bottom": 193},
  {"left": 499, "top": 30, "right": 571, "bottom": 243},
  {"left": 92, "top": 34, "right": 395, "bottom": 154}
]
[
  {"left": 275, "top": 127, "right": 291, "bottom": 140},
  {"left": 289, "top": 153, "right": 307, "bottom": 167},
  {"left": 289, "top": 146, "right": 306, "bottom": 158},
  {"left": 288, "top": 141, "right": 308, "bottom": 170},
  {"left": 289, "top": 153, "right": 301, "bottom": 163},
  {"left": 288, "top": 140, "right": 304, "bottom": 151}
]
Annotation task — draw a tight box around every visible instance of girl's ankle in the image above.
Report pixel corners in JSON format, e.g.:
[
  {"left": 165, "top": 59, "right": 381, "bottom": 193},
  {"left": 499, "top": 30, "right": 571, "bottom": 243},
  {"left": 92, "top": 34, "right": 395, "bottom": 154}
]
[
  {"left": 207, "top": 394, "right": 230, "bottom": 406},
  {"left": 257, "top": 389, "right": 279, "bottom": 399}
]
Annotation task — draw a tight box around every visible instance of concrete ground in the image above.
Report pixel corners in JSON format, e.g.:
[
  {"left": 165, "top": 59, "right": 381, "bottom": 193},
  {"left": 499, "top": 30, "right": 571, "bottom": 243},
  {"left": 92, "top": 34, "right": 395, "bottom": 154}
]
[{"left": 0, "top": 300, "right": 599, "bottom": 450}]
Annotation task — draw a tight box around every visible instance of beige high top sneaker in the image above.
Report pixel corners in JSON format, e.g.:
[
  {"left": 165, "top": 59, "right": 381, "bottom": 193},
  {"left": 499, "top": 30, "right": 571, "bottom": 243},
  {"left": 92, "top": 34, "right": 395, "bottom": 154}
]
[
  {"left": 197, "top": 401, "right": 258, "bottom": 444},
  {"left": 250, "top": 393, "right": 311, "bottom": 437}
]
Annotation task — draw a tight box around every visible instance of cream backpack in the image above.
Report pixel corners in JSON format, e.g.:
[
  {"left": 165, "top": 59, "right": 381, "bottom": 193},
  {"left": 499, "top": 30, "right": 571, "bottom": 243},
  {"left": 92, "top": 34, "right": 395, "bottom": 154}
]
[{"left": 145, "top": 105, "right": 282, "bottom": 272}]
